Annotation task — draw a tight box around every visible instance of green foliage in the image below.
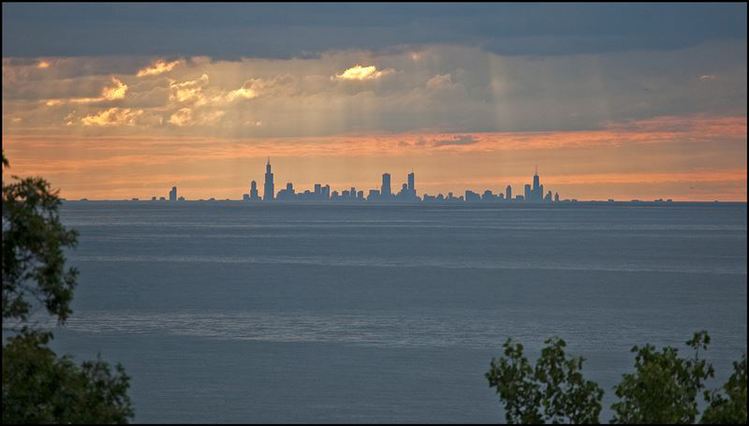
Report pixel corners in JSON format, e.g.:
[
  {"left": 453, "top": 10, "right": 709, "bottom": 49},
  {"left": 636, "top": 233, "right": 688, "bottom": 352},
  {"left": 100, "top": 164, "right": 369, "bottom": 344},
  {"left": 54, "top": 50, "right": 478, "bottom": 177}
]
[
  {"left": 611, "top": 331, "right": 714, "bottom": 424},
  {"left": 486, "top": 339, "right": 543, "bottom": 424},
  {"left": 486, "top": 337, "right": 603, "bottom": 424},
  {"left": 2, "top": 156, "right": 78, "bottom": 324},
  {"left": 488, "top": 331, "right": 747, "bottom": 424},
  {"left": 2, "top": 329, "right": 133, "bottom": 424},
  {"left": 701, "top": 354, "right": 748, "bottom": 424},
  {"left": 2, "top": 152, "right": 134, "bottom": 423}
]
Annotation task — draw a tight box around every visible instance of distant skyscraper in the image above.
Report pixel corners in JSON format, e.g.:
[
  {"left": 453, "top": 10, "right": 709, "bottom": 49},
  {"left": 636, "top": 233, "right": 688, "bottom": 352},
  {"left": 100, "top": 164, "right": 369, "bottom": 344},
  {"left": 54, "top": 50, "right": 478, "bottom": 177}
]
[
  {"left": 381, "top": 173, "right": 391, "bottom": 198},
  {"left": 465, "top": 190, "right": 480, "bottom": 202},
  {"left": 263, "top": 158, "right": 274, "bottom": 201},
  {"left": 524, "top": 184, "right": 531, "bottom": 200},
  {"left": 169, "top": 186, "right": 177, "bottom": 201},
  {"left": 407, "top": 171, "right": 415, "bottom": 193},
  {"left": 554, "top": 192, "right": 560, "bottom": 203},
  {"left": 506, "top": 185, "right": 512, "bottom": 201},
  {"left": 529, "top": 167, "right": 542, "bottom": 202},
  {"left": 314, "top": 183, "right": 321, "bottom": 199},
  {"left": 250, "top": 180, "right": 259, "bottom": 200}
]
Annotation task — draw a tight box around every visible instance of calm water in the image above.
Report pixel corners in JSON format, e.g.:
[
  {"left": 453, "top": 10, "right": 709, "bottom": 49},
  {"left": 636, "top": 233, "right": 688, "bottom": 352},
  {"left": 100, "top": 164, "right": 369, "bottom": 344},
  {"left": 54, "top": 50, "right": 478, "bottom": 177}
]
[{"left": 46, "top": 202, "right": 747, "bottom": 423}]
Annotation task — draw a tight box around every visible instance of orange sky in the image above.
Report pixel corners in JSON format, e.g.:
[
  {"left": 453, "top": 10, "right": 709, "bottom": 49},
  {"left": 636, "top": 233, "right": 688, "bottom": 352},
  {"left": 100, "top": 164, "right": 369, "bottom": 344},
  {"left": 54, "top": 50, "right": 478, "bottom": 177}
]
[
  {"left": 3, "top": 114, "right": 746, "bottom": 201},
  {"left": 2, "top": 48, "right": 747, "bottom": 201}
]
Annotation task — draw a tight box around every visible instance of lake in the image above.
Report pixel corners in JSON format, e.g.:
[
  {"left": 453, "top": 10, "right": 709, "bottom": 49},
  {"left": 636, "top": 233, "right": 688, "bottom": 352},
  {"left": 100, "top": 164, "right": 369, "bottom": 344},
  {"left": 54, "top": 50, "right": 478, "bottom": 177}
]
[{"left": 47, "top": 202, "right": 747, "bottom": 423}]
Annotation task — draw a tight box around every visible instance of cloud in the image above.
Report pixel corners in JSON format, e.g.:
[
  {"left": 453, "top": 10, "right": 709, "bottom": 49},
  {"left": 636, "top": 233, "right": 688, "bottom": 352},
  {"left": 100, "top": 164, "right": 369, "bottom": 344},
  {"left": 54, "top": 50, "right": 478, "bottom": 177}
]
[
  {"left": 101, "top": 77, "right": 128, "bottom": 100},
  {"left": 426, "top": 73, "right": 454, "bottom": 90},
  {"left": 169, "top": 73, "right": 209, "bottom": 103},
  {"left": 137, "top": 59, "right": 182, "bottom": 77},
  {"left": 81, "top": 107, "right": 143, "bottom": 126},
  {"left": 333, "top": 65, "right": 394, "bottom": 81},
  {"left": 5, "top": 40, "right": 746, "bottom": 138},
  {"left": 699, "top": 74, "right": 717, "bottom": 81},
  {"left": 42, "top": 77, "right": 127, "bottom": 106},
  {"left": 3, "top": 4, "right": 746, "bottom": 59},
  {"left": 36, "top": 60, "right": 50, "bottom": 69},
  {"left": 168, "top": 107, "right": 224, "bottom": 127},
  {"left": 224, "top": 75, "right": 294, "bottom": 101},
  {"left": 226, "top": 81, "right": 260, "bottom": 101},
  {"left": 168, "top": 108, "right": 192, "bottom": 126},
  {"left": 432, "top": 134, "right": 478, "bottom": 146}
]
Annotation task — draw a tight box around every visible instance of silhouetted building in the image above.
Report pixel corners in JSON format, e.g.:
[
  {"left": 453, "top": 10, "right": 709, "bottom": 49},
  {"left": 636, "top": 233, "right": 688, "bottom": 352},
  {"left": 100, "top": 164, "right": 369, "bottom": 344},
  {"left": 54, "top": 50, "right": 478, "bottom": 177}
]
[
  {"left": 277, "top": 182, "right": 295, "bottom": 200},
  {"left": 250, "top": 180, "right": 260, "bottom": 200},
  {"left": 465, "top": 190, "right": 480, "bottom": 202},
  {"left": 169, "top": 186, "right": 177, "bottom": 201},
  {"left": 243, "top": 159, "right": 562, "bottom": 205},
  {"left": 263, "top": 158, "right": 274, "bottom": 201},
  {"left": 554, "top": 192, "right": 560, "bottom": 203},
  {"left": 381, "top": 173, "right": 391, "bottom": 199},
  {"left": 314, "top": 184, "right": 322, "bottom": 199}
]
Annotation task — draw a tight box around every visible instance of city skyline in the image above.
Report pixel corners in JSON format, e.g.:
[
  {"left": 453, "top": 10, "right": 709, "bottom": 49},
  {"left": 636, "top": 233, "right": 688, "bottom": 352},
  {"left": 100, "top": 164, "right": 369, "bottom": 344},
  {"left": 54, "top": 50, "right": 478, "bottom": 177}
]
[
  {"left": 2, "top": 4, "right": 746, "bottom": 201},
  {"left": 143, "top": 160, "right": 691, "bottom": 204}
]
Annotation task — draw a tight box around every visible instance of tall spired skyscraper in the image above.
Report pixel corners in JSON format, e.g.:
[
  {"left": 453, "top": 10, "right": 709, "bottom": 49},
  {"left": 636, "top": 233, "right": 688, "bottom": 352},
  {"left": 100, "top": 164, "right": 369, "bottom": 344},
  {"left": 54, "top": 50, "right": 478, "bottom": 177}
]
[
  {"left": 263, "top": 158, "right": 274, "bottom": 201},
  {"left": 532, "top": 166, "right": 541, "bottom": 200}
]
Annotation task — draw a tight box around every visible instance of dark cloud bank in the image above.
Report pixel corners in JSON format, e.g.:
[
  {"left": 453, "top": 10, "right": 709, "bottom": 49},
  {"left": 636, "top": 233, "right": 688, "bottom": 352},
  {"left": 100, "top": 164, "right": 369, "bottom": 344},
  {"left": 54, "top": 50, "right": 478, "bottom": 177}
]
[{"left": 3, "top": 3, "right": 746, "bottom": 59}]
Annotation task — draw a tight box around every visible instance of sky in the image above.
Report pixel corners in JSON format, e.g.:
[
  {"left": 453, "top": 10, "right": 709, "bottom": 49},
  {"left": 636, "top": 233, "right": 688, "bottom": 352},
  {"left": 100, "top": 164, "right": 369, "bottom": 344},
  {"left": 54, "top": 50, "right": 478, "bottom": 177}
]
[{"left": 2, "top": 3, "right": 747, "bottom": 201}]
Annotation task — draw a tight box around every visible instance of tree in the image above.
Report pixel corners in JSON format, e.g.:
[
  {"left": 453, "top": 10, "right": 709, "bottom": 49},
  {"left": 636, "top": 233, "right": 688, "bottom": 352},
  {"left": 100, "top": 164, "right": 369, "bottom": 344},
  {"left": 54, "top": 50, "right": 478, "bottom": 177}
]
[
  {"left": 611, "top": 331, "right": 714, "bottom": 424},
  {"left": 2, "top": 330, "right": 133, "bottom": 424},
  {"left": 486, "top": 337, "right": 604, "bottom": 424},
  {"left": 701, "top": 354, "right": 747, "bottom": 424},
  {"left": 487, "top": 331, "right": 748, "bottom": 424},
  {"left": 2, "top": 152, "right": 78, "bottom": 324},
  {"left": 2, "top": 151, "right": 134, "bottom": 423}
]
